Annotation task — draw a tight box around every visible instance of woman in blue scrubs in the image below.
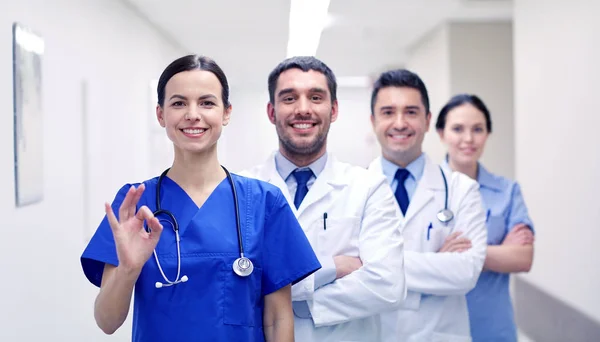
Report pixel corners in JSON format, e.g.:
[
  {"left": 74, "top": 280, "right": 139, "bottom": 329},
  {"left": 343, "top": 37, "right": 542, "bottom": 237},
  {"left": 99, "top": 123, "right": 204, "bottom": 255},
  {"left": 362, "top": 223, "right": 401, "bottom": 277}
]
[
  {"left": 435, "top": 94, "right": 535, "bottom": 342},
  {"left": 80, "top": 54, "right": 321, "bottom": 342}
]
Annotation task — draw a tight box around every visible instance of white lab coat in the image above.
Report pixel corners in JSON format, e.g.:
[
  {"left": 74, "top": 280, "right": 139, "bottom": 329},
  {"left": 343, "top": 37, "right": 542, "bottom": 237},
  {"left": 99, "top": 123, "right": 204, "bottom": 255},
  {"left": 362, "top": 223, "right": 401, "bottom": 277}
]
[
  {"left": 241, "top": 152, "right": 406, "bottom": 342},
  {"left": 368, "top": 155, "right": 487, "bottom": 342}
]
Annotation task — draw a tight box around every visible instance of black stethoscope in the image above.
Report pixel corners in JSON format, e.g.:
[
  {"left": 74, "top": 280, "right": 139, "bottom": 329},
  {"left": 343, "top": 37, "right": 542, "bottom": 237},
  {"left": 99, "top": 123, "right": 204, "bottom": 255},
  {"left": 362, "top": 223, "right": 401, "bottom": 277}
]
[
  {"left": 150, "top": 166, "right": 254, "bottom": 289},
  {"left": 437, "top": 166, "right": 454, "bottom": 223}
]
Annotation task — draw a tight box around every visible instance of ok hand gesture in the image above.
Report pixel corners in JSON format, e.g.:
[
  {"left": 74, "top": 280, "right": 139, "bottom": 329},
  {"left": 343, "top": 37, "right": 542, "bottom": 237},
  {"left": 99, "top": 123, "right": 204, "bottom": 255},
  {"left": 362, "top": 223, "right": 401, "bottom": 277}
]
[{"left": 105, "top": 184, "right": 164, "bottom": 272}]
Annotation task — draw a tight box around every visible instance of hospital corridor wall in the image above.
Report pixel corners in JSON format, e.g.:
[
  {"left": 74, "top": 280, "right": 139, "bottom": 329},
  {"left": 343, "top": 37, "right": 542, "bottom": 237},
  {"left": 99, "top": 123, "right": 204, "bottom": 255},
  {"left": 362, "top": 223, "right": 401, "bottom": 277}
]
[
  {"left": 512, "top": 0, "right": 600, "bottom": 341},
  {"left": 0, "top": 0, "right": 183, "bottom": 341},
  {"left": 402, "top": 4, "right": 600, "bottom": 339}
]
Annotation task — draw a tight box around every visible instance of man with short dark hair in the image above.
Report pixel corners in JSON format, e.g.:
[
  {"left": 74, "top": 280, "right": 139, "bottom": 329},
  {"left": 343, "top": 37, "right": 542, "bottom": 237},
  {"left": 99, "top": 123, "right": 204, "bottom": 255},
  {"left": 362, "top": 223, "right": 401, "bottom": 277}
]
[
  {"left": 242, "top": 57, "right": 407, "bottom": 342},
  {"left": 368, "top": 69, "right": 488, "bottom": 342}
]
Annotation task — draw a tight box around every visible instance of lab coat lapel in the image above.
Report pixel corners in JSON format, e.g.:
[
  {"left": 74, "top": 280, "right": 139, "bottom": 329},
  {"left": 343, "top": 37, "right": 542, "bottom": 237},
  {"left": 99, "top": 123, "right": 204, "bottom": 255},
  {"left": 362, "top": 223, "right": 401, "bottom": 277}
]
[
  {"left": 296, "top": 153, "right": 340, "bottom": 217},
  {"left": 367, "top": 156, "right": 384, "bottom": 175},
  {"left": 403, "top": 156, "right": 445, "bottom": 225}
]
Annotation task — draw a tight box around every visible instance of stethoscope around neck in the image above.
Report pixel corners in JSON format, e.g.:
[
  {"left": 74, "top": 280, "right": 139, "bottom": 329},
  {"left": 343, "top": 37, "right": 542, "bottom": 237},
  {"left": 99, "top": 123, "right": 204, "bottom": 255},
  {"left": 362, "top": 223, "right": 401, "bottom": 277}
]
[
  {"left": 149, "top": 165, "right": 253, "bottom": 289},
  {"left": 437, "top": 165, "right": 454, "bottom": 224}
]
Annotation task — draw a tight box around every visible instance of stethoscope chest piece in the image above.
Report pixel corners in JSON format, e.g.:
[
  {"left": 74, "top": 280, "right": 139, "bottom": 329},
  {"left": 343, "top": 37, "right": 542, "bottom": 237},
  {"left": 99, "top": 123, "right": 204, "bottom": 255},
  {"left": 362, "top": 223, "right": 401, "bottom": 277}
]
[
  {"left": 233, "top": 257, "right": 254, "bottom": 277},
  {"left": 437, "top": 209, "right": 454, "bottom": 223}
]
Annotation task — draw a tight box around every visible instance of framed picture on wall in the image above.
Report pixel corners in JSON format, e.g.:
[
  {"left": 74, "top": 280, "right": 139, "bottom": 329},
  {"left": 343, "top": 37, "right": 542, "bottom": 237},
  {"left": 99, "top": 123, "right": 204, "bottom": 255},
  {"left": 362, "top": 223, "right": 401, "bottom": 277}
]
[{"left": 12, "top": 22, "right": 44, "bottom": 207}]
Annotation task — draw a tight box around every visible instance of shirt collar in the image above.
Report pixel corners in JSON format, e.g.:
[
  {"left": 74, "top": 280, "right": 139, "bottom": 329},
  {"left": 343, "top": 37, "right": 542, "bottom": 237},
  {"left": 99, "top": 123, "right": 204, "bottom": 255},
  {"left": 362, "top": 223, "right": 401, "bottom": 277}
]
[
  {"left": 442, "top": 155, "right": 502, "bottom": 191},
  {"left": 476, "top": 163, "right": 503, "bottom": 191},
  {"left": 381, "top": 153, "right": 426, "bottom": 183},
  {"left": 274, "top": 151, "right": 328, "bottom": 181}
]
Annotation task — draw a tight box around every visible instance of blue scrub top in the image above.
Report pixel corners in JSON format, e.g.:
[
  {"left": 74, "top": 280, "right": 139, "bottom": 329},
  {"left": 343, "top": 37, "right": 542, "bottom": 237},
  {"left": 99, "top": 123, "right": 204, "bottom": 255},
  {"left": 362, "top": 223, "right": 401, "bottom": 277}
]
[
  {"left": 81, "top": 173, "right": 321, "bottom": 342},
  {"left": 456, "top": 163, "right": 534, "bottom": 342}
]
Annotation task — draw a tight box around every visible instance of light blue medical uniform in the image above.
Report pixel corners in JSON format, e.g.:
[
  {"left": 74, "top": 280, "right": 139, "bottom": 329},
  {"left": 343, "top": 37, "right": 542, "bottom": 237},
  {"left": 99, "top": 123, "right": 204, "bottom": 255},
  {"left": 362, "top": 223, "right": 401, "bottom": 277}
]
[
  {"left": 81, "top": 173, "right": 321, "bottom": 342},
  {"left": 444, "top": 160, "right": 534, "bottom": 342}
]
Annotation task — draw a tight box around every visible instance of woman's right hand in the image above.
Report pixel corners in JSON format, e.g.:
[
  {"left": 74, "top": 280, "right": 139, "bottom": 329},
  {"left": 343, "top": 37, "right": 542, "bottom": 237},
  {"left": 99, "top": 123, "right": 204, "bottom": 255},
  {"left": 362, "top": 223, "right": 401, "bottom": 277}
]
[
  {"left": 105, "top": 184, "right": 164, "bottom": 272},
  {"left": 502, "top": 224, "right": 534, "bottom": 246}
]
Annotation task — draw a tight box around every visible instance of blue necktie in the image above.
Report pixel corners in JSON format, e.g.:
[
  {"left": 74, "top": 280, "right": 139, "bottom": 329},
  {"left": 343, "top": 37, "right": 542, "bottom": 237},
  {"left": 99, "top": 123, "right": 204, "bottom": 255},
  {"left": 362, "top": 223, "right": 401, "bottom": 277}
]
[
  {"left": 394, "top": 169, "right": 410, "bottom": 215},
  {"left": 293, "top": 169, "right": 313, "bottom": 209},
  {"left": 291, "top": 168, "right": 314, "bottom": 318}
]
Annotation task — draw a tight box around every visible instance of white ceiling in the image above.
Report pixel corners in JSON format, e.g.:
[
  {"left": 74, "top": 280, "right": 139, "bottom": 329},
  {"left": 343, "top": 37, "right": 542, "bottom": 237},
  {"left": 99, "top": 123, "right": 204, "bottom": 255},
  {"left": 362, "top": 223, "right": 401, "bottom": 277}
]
[{"left": 125, "top": 0, "right": 512, "bottom": 87}]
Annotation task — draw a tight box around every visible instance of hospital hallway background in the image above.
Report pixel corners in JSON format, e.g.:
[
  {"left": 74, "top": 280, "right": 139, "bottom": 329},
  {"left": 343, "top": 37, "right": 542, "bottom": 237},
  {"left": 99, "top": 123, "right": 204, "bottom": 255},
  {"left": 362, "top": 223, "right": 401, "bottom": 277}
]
[{"left": 1, "top": 0, "right": 599, "bottom": 341}]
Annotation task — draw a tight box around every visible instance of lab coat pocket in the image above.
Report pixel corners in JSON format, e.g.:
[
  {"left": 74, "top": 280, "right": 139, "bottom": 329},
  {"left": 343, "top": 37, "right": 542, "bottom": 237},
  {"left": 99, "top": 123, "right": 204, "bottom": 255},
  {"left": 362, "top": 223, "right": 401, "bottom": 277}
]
[
  {"left": 317, "top": 216, "right": 361, "bottom": 255},
  {"left": 222, "top": 264, "right": 262, "bottom": 327},
  {"left": 426, "top": 222, "right": 452, "bottom": 253},
  {"left": 401, "top": 291, "right": 421, "bottom": 310},
  {"left": 431, "top": 332, "right": 471, "bottom": 342}
]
